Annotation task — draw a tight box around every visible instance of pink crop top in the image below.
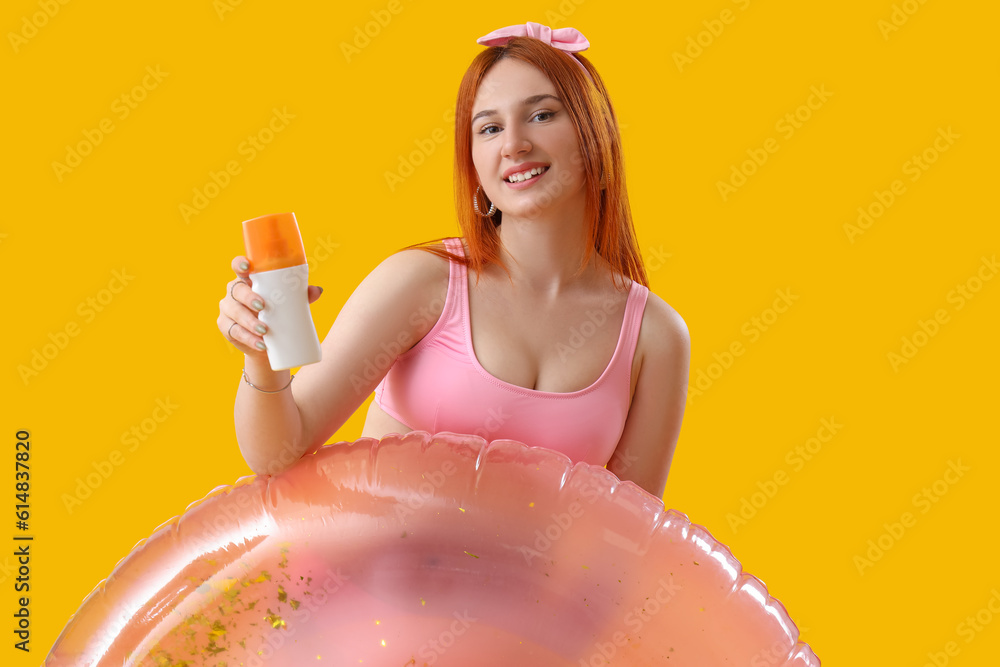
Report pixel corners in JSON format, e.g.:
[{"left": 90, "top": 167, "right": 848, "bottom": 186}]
[{"left": 373, "top": 237, "right": 649, "bottom": 466}]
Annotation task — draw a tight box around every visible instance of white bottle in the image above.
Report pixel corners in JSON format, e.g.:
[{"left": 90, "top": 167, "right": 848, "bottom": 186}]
[{"left": 242, "top": 212, "right": 322, "bottom": 371}]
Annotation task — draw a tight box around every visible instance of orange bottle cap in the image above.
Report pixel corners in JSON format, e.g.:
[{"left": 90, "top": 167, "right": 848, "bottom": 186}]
[{"left": 242, "top": 212, "right": 306, "bottom": 272}]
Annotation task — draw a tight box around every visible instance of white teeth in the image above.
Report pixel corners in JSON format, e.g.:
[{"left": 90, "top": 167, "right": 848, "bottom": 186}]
[{"left": 507, "top": 166, "right": 547, "bottom": 182}]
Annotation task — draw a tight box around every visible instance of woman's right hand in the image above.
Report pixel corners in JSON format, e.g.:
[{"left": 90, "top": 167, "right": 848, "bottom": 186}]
[{"left": 218, "top": 255, "right": 323, "bottom": 355}]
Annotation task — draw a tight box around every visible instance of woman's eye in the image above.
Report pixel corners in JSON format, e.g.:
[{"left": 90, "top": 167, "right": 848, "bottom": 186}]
[
  {"left": 533, "top": 111, "right": 554, "bottom": 121},
  {"left": 478, "top": 124, "right": 500, "bottom": 135}
]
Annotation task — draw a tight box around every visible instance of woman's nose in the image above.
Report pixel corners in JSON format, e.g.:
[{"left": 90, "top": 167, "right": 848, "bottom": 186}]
[{"left": 501, "top": 125, "right": 531, "bottom": 158}]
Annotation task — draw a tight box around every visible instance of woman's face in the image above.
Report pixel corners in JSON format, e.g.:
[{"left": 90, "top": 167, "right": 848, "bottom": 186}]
[{"left": 470, "top": 58, "right": 586, "bottom": 220}]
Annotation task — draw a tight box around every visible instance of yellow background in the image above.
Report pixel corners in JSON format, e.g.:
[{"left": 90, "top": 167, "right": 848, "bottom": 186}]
[{"left": 3, "top": 0, "right": 998, "bottom": 663}]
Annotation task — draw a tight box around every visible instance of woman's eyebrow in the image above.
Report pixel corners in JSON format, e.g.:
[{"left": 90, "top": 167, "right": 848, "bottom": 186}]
[{"left": 471, "top": 94, "right": 562, "bottom": 124}]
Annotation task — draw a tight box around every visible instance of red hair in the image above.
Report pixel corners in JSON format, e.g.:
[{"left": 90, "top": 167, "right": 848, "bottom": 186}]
[{"left": 407, "top": 36, "right": 647, "bottom": 290}]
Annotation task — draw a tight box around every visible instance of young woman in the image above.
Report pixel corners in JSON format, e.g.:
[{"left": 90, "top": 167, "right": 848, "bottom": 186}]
[{"left": 217, "top": 23, "right": 690, "bottom": 498}]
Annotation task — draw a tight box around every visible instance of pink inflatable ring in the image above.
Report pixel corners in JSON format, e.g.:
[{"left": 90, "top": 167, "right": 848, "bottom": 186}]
[{"left": 46, "top": 431, "right": 820, "bottom": 666}]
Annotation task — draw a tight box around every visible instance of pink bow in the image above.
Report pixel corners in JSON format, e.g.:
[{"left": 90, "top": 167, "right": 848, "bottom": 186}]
[{"left": 477, "top": 22, "right": 590, "bottom": 54}]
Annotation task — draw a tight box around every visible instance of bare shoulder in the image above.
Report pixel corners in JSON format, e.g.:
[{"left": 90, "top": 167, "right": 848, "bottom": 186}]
[
  {"left": 345, "top": 241, "right": 455, "bottom": 345},
  {"left": 360, "top": 241, "right": 453, "bottom": 301},
  {"left": 372, "top": 241, "right": 452, "bottom": 283},
  {"left": 637, "top": 290, "right": 691, "bottom": 358}
]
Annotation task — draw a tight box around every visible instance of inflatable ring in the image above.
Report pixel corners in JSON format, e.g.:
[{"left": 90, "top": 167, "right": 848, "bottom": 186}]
[{"left": 46, "top": 432, "right": 819, "bottom": 666}]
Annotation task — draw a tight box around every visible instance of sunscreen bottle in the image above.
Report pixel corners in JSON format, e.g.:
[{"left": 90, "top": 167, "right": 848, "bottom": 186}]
[{"left": 242, "top": 212, "right": 322, "bottom": 371}]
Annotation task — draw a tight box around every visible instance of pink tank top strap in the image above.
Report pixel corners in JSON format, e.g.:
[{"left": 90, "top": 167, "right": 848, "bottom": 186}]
[
  {"left": 624, "top": 281, "right": 649, "bottom": 357},
  {"left": 394, "top": 237, "right": 466, "bottom": 359},
  {"left": 442, "top": 237, "right": 467, "bottom": 281},
  {"left": 610, "top": 277, "right": 648, "bottom": 388}
]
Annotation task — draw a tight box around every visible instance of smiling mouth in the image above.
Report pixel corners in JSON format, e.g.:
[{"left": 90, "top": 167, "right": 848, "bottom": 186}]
[{"left": 505, "top": 166, "right": 549, "bottom": 183}]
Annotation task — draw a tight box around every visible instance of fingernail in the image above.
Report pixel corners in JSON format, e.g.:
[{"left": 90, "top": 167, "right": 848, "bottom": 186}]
[
  {"left": 256, "top": 341, "right": 267, "bottom": 351},
  {"left": 255, "top": 324, "right": 267, "bottom": 334},
  {"left": 239, "top": 261, "right": 249, "bottom": 271},
  {"left": 318, "top": 287, "right": 324, "bottom": 295},
  {"left": 252, "top": 299, "right": 264, "bottom": 311}
]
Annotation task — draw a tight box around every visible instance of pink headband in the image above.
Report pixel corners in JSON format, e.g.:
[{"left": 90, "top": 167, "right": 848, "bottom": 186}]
[{"left": 476, "top": 21, "right": 592, "bottom": 79}]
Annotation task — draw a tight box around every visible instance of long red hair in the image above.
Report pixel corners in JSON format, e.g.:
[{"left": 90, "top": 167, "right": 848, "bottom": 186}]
[{"left": 407, "top": 36, "right": 647, "bottom": 290}]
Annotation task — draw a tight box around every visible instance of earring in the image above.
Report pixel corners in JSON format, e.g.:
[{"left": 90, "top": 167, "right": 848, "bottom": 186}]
[{"left": 473, "top": 185, "right": 496, "bottom": 216}]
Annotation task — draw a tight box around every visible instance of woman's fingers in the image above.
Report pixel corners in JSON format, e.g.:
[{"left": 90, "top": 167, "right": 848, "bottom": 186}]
[
  {"left": 224, "top": 283, "right": 266, "bottom": 347},
  {"left": 225, "top": 315, "right": 268, "bottom": 353},
  {"left": 220, "top": 256, "right": 321, "bottom": 352},
  {"left": 231, "top": 255, "right": 252, "bottom": 280},
  {"left": 230, "top": 278, "right": 265, "bottom": 313},
  {"left": 228, "top": 256, "right": 264, "bottom": 310},
  {"left": 219, "top": 256, "right": 268, "bottom": 353}
]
